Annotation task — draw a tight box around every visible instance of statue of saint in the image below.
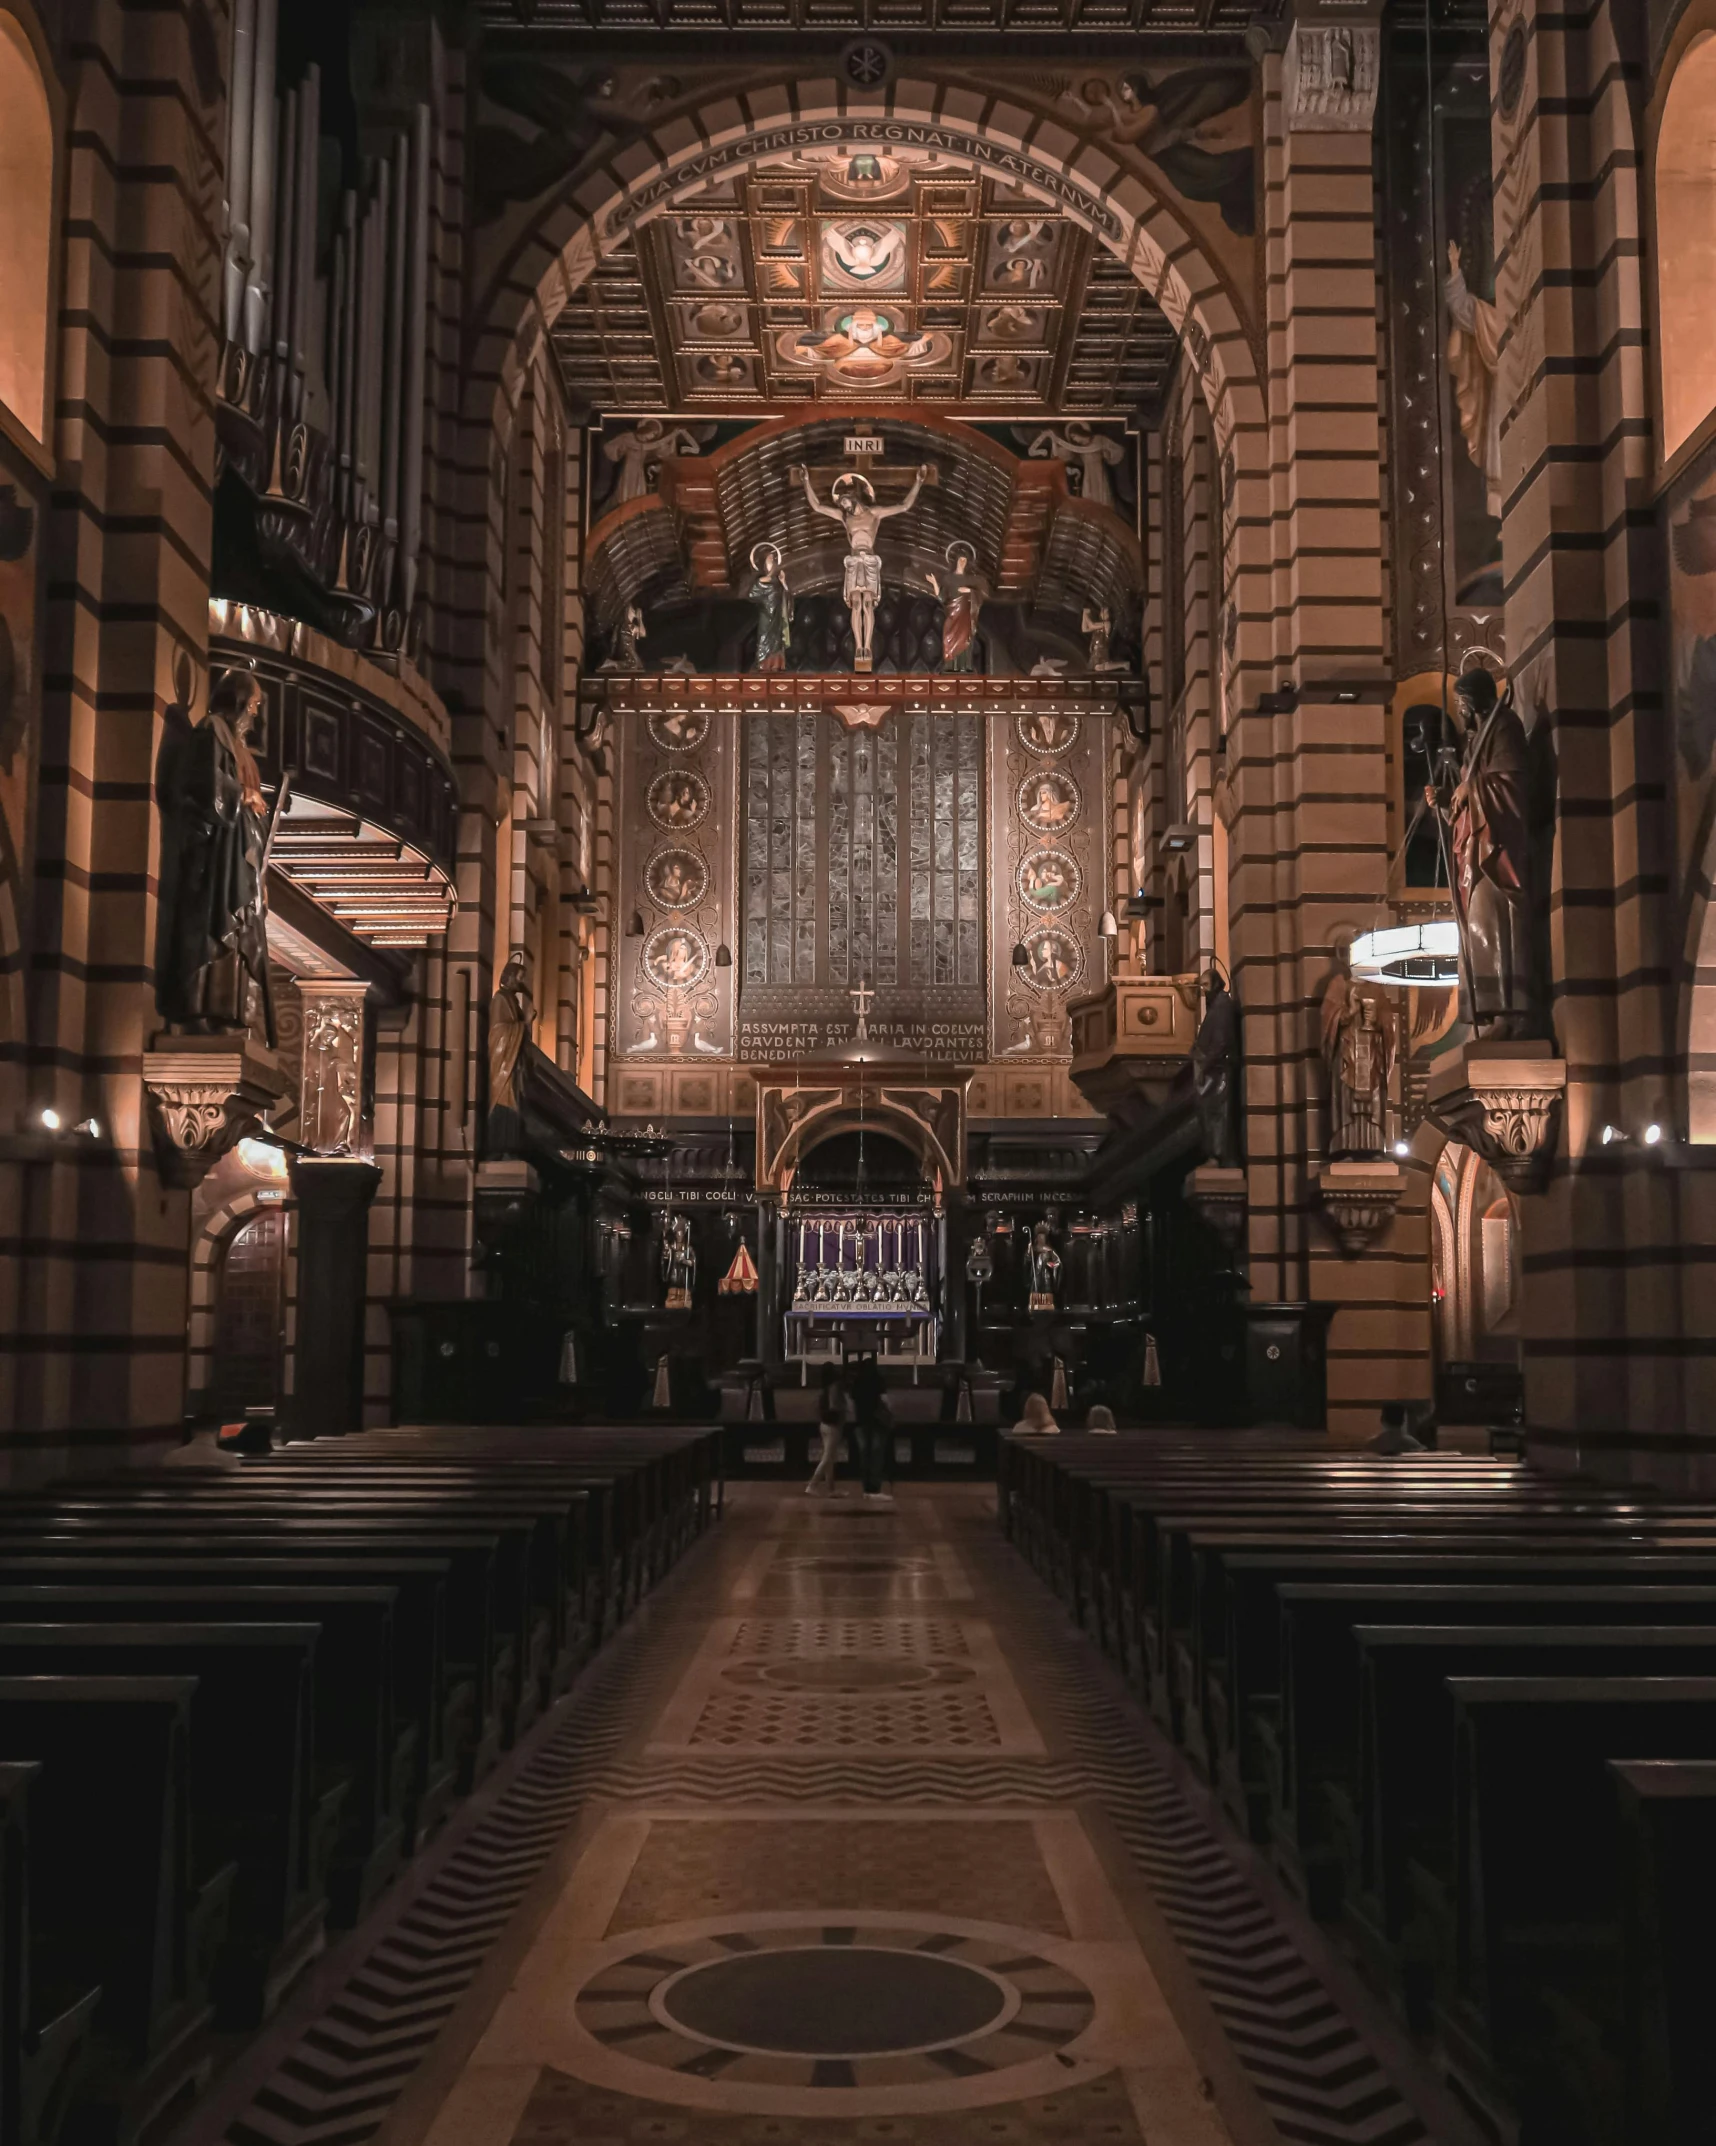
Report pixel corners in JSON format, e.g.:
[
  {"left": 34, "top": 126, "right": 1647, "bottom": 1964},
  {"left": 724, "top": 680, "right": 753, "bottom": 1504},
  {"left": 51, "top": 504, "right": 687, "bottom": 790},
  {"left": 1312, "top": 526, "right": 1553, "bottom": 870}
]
[
  {"left": 487, "top": 948, "right": 534, "bottom": 1150},
  {"left": 794, "top": 462, "right": 933, "bottom": 669},
  {"left": 663, "top": 1211, "right": 696, "bottom": 1308},
  {"left": 1426, "top": 667, "right": 1535, "bottom": 1037},
  {"left": 928, "top": 542, "right": 988, "bottom": 673},
  {"left": 1027, "top": 422, "right": 1126, "bottom": 509},
  {"left": 602, "top": 418, "right": 705, "bottom": 507},
  {"left": 1445, "top": 240, "right": 1504, "bottom": 521},
  {"left": 603, "top": 601, "right": 646, "bottom": 674},
  {"left": 1320, "top": 976, "right": 1394, "bottom": 1157},
  {"left": 1189, "top": 971, "right": 1241, "bottom": 1167},
  {"left": 1026, "top": 1220, "right": 1061, "bottom": 1311},
  {"left": 747, "top": 543, "right": 793, "bottom": 671},
  {"left": 154, "top": 666, "right": 277, "bottom": 1043}
]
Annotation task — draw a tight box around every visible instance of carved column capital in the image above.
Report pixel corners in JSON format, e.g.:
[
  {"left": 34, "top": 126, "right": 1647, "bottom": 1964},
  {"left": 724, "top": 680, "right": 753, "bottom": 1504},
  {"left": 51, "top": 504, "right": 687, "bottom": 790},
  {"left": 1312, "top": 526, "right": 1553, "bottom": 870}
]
[
  {"left": 1284, "top": 20, "right": 1381, "bottom": 133},
  {"left": 1314, "top": 1158, "right": 1406, "bottom": 1254},
  {"left": 141, "top": 1036, "right": 288, "bottom": 1190},
  {"left": 1426, "top": 1043, "right": 1568, "bottom": 1194},
  {"left": 1187, "top": 1162, "right": 1248, "bottom": 1254}
]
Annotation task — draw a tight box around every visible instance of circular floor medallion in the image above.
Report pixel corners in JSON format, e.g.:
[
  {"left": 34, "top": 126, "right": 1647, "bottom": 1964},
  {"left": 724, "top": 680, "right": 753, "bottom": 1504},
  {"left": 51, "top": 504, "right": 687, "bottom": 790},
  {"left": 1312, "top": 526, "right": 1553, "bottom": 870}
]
[
  {"left": 573, "top": 1919, "right": 1096, "bottom": 2095},
  {"left": 721, "top": 1656, "right": 968, "bottom": 1691},
  {"left": 654, "top": 1944, "right": 1010, "bottom": 2059}
]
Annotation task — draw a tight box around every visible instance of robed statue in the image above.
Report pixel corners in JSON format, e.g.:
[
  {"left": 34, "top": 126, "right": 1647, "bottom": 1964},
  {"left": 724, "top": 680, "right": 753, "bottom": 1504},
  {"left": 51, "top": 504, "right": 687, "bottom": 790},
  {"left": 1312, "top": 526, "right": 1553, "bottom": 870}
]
[
  {"left": 1426, "top": 667, "right": 1535, "bottom": 1038},
  {"left": 487, "top": 949, "right": 534, "bottom": 1150},
  {"left": 663, "top": 1210, "right": 696, "bottom": 1309},
  {"left": 1026, "top": 1219, "right": 1061, "bottom": 1311},
  {"left": 154, "top": 665, "right": 278, "bottom": 1044},
  {"left": 747, "top": 543, "right": 793, "bottom": 671},
  {"left": 1320, "top": 975, "right": 1395, "bottom": 1157},
  {"left": 1189, "top": 971, "right": 1241, "bottom": 1167},
  {"left": 928, "top": 542, "right": 987, "bottom": 674}
]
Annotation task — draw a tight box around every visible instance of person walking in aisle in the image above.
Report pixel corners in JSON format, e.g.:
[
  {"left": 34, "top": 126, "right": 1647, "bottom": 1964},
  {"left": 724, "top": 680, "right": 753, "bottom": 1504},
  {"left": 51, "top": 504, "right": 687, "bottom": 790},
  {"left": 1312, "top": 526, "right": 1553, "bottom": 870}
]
[
  {"left": 848, "top": 1353, "right": 892, "bottom": 1502},
  {"left": 806, "top": 1360, "right": 849, "bottom": 1495}
]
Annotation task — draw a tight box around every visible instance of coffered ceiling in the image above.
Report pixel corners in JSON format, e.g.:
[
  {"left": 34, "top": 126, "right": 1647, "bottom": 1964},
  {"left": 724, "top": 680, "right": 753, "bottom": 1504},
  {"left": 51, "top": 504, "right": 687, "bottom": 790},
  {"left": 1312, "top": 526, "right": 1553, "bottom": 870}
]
[{"left": 550, "top": 153, "right": 1178, "bottom": 416}]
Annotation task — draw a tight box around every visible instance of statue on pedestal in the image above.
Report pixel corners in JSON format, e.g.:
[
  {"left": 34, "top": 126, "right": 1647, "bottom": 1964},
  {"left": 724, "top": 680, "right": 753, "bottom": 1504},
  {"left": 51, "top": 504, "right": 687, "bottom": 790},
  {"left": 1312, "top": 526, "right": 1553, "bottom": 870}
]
[
  {"left": 1320, "top": 975, "right": 1395, "bottom": 1157},
  {"left": 662, "top": 1211, "right": 696, "bottom": 1308},
  {"left": 1026, "top": 1219, "right": 1061, "bottom": 1311},
  {"left": 793, "top": 462, "right": 933, "bottom": 669},
  {"left": 1189, "top": 971, "right": 1242, "bottom": 1167},
  {"left": 154, "top": 665, "right": 279, "bottom": 1044},
  {"left": 747, "top": 542, "right": 793, "bottom": 671},
  {"left": 1425, "top": 666, "right": 1536, "bottom": 1038},
  {"left": 487, "top": 949, "right": 533, "bottom": 1151}
]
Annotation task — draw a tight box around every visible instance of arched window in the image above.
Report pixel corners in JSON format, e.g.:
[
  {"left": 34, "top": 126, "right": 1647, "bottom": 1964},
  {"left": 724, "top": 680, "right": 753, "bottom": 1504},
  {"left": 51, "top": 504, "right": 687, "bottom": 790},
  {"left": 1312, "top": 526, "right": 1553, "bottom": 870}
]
[
  {"left": 1657, "top": 33, "right": 1716, "bottom": 461},
  {"left": 0, "top": 11, "right": 52, "bottom": 442}
]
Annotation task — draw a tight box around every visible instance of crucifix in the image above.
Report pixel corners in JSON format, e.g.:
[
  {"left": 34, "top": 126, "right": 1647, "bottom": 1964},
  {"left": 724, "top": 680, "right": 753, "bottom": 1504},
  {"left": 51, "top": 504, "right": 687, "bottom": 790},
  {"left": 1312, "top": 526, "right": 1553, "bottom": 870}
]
[{"left": 849, "top": 979, "right": 875, "bottom": 1043}]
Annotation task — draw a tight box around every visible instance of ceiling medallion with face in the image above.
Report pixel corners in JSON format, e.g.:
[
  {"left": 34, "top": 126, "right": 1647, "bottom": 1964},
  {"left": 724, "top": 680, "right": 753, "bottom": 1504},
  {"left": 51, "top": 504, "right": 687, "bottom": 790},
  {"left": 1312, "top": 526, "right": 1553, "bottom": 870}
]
[
  {"left": 776, "top": 307, "right": 951, "bottom": 390},
  {"left": 1017, "top": 767, "right": 1082, "bottom": 834},
  {"left": 821, "top": 219, "right": 909, "bottom": 294}
]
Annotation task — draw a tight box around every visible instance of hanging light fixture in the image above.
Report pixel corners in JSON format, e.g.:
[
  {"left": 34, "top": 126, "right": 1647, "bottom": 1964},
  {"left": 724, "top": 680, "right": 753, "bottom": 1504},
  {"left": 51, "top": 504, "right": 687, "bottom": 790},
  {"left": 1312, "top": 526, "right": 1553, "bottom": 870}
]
[
  {"left": 1347, "top": 920, "right": 1461, "bottom": 984},
  {"left": 1098, "top": 909, "right": 1119, "bottom": 940},
  {"left": 714, "top": 942, "right": 733, "bottom": 967},
  {"left": 1010, "top": 940, "right": 1029, "bottom": 968}
]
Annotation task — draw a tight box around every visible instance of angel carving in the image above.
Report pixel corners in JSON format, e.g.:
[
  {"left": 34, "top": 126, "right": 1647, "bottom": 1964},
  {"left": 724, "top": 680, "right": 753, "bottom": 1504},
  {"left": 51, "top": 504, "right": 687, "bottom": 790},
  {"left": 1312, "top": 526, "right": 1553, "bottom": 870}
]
[{"left": 1320, "top": 975, "right": 1395, "bottom": 1158}]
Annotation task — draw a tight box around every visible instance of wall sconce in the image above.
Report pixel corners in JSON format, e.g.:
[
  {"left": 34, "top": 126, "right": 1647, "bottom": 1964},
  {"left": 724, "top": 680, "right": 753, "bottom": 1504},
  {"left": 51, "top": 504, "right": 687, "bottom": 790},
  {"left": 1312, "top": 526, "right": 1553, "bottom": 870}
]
[
  {"left": 1161, "top": 823, "right": 1196, "bottom": 856},
  {"left": 1010, "top": 941, "right": 1029, "bottom": 968},
  {"left": 714, "top": 943, "right": 732, "bottom": 968},
  {"left": 626, "top": 909, "right": 645, "bottom": 937},
  {"left": 1098, "top": 910, "right": 1119, "bottom": 939}
]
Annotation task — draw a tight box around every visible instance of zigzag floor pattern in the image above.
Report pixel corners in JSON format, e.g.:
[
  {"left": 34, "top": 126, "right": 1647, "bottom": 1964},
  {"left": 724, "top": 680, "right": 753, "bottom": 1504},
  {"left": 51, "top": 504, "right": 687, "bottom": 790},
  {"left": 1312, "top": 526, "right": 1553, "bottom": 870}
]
[{"left": 208, "top": 1492, "right": 1442, "bottom": 2146}]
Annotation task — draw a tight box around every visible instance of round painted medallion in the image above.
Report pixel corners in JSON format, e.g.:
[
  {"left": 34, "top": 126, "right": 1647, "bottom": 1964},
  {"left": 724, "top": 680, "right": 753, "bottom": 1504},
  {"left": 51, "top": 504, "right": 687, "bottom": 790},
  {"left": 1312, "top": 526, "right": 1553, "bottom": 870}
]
[
  {"left": 642, "top": 926, "right": 709, "bottom": 993},
  {"left": 1018, "top": 925, "right": 1084, "bottom": 994},
  {"left": 648, "top": 707, "right": 712, "bottom": 754},
  {"left": 1017, "top": 848, "right": 1081, "bottom": 914},
  {"left": 1016, "top": 767, "right": 1081, "bottom": 835},
  {"left": 645, "top": 847, "right": 708, "bottom": 911},
  {"left": 648, "top": 768, "right": 711, "bottom": 831},
  {"left": 1015, "top": 709, "right": 1079, "bottom": 755}
]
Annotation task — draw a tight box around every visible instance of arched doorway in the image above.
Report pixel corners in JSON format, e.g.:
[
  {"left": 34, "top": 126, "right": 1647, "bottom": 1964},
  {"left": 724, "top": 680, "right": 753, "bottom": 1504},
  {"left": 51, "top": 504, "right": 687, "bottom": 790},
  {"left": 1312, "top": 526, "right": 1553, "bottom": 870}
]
[
  {"left": 1429, "top": 1138, "right": 1523, "bottom": 1423},
  {"left": 209, "top": 1209, "right": 288, "bottom": 1420}
]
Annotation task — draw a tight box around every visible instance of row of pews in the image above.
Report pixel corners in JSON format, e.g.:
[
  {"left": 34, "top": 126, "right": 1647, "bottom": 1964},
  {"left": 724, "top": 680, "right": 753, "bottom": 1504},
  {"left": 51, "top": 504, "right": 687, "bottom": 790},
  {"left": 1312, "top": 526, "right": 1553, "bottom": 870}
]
[
  {"left": 999, "top": 1429, "right": 1716, "bottom": 2146},
  {"left": 0, "top": 1422, "right": 722, "bottom": 2146}
]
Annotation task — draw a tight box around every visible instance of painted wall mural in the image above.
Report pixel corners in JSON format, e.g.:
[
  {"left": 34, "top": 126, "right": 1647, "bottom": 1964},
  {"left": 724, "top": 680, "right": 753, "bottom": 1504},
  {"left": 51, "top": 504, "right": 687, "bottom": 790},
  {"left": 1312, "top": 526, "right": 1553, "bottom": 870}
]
[
  {"left": 990, "top": 709, "right": 1108, "bottom": 1060},
  {"left": 614, "top": 705, "right": 738, "bottom": 1059}
]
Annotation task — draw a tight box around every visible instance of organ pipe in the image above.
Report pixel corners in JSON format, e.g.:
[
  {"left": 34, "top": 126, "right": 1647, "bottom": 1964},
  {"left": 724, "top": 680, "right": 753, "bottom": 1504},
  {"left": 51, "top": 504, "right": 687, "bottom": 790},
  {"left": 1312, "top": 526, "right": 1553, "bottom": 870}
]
[
  {"left": 223, "top": 12, "right": 434, "bottom": 629},
  {"left": 271, "top": 82, "right": 297, "bottom": 369},
  {"left": 224, "top": 0, "right": 257, "bottom": 347},
  {"left": 400, "top": 102, "right": 431, "bottom": 617},
  {"left": 244, "top": 0, "right": 278, "bottom": 354}
]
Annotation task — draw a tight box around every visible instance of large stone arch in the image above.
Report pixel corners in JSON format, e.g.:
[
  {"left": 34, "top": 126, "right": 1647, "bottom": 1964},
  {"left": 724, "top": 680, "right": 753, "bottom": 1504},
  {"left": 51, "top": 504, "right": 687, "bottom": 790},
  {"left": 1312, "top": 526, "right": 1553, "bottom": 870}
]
[{"left": 456, "top": 75, "right": 1270, "bottom": 700}]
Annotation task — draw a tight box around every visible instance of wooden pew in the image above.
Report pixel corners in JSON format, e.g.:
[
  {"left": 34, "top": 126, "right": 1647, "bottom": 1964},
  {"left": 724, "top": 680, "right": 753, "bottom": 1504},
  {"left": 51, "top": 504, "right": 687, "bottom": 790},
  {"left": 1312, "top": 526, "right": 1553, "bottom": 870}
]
[
  {"left": 1436, "top": 1676, "right": 1716, "bottom": 2142},
  {"left": 1612, "top": 1759, "right": 1716, "bottom": 2146},
  {"left": 0, "top": 1762, "right": 100, "bottom": 2146},
  {"left": 0, "top": 1625, "right": 327, "bottom": 2031},
  {"left": 0, "top": 1676, "right": 229, "bottom": 2146},
  {"left": 0, "top": 1554, "right": 451, "bottom": 1855}
]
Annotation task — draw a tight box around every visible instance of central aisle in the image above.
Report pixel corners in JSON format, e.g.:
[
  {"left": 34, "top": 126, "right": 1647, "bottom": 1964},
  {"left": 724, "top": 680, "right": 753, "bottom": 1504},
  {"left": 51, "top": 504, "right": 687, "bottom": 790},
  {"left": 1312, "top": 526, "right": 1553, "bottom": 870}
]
[{"left": 223, "top": 1487, "right": 1443, "bottom": 2146}]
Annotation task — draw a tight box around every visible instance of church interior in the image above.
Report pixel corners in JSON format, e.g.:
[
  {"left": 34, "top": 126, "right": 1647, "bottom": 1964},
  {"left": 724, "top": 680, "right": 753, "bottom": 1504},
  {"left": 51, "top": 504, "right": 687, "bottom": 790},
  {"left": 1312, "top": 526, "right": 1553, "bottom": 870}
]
[{"left": 6, "top": 1, "right": 1716, "bottom": 2143}]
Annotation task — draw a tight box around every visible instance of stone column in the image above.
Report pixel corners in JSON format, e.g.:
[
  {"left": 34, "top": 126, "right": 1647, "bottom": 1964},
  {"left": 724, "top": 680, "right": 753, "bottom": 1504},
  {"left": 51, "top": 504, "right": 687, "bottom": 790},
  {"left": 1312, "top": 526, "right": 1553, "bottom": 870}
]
[{"left": 288, "top": 1156, "right": 382, "bottom": 1437}]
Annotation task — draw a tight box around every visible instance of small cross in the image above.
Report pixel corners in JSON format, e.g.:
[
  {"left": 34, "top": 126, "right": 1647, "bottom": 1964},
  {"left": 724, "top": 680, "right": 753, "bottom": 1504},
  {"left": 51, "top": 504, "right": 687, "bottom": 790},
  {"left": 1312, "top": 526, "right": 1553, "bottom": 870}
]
[{"left": 849, "top": 980, "right": 875, "bottom": 1042}]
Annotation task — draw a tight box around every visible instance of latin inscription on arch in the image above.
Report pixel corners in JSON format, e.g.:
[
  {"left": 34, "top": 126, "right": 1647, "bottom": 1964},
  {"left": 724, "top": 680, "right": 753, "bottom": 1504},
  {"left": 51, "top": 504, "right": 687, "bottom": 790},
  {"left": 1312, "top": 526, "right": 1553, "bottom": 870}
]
[{"left": 606, "top": 121, "right": 1125, "bottom": 245}]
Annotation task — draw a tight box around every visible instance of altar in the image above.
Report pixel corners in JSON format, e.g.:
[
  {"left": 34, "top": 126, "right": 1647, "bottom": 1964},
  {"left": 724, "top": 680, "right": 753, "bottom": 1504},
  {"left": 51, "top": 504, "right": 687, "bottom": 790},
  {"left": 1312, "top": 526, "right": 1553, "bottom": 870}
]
[{"left": 782, "top": 1209, "right": 939, "bottom": 1366}]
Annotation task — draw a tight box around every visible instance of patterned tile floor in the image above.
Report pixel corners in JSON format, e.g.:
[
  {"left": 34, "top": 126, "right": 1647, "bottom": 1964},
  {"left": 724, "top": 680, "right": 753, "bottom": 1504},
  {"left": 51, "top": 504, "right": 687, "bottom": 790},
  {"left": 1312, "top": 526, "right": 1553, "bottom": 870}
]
[{"left": 189, "top": 1487, "right": 1465, "bottom": 2146}]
